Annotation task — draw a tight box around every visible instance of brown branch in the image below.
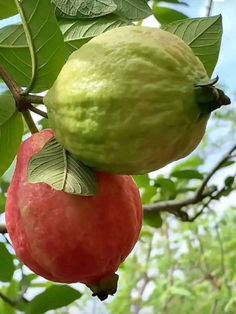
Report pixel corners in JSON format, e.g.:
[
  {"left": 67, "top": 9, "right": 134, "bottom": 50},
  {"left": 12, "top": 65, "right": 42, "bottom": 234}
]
[
  {"left": 143, "top": 142, "right": 236, "bottom": 220},
  {"left": 0, "top": 224, "right": 7, "bottom": 234},
  {"left": 0, "top": 64, "right": 39, "bottom": 133},
  {"left": 23, "top": 94, "right": 44, "bottom": 105},
  {"left": 27, "top": 104, "right": 48, "bottom": 118}
]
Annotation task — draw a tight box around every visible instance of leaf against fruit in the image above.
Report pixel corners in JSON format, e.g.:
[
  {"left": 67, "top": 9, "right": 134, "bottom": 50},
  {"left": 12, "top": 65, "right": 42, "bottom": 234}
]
[
  {"left": 144, "top": 211, "right": 163, "bottom": 229},
  {"left": 4, "top": 0, "right": 65, "bottom": 92},
  {"left": 171, "top": 169, "right": 203, "bottom": 180},
  {"left": 28, "top": 138, "right": 97, "bottom": 196},
  {"left": 25, "top": 285, "right": 81, "bottom": 314},
  {"left": 59, "top": 14, "right": 131, "bottom": 58},
  {"left": 161, "top": 15, "right": 222, "bottom": 76},
  {"left": 0, "top": 243, "right": 15, "bottom": 282},
  {"left": 53, "top": 0, "right": 117, "bottom": 18},
  {"left": 0, "top": 92, "right": 16, "bottom": 126},
  {"left": 153, "top": 5, "right": 188, "bottom": 25},
  {"left": 0, "top": 112, "right": 23, "bottom": 177},
  {"left": 113, "top": 0, "right": 152, "bottom": 21},
  {"left": 0, "top": 0, "right": 17, "bottom": 19}
]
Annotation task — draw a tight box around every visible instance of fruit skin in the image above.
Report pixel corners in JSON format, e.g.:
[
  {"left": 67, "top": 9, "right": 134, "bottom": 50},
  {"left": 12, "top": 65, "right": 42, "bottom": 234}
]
[
  {"left": 5, "top": 130, "right": 142, "bottom": 285},
  {"left": 45, "top": 26, "right": 209, "bottom": 175}
]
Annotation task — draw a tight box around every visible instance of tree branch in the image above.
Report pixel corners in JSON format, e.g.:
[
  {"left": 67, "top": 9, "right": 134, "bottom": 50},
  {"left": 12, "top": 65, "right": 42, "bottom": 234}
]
[
  {"left": 0, "top": 64, "right": 39, "bottom": 133},
  {"left": 143, "top": 142, "right": 236, "bottom": 220},
  {"left": 206, "top": 0, "right": 214, "bottom": 17}
]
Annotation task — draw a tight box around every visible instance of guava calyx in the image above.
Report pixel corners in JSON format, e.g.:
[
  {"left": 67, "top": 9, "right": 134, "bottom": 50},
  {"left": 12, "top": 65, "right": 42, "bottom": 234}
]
[
  {"left": 87, "top": 273, "right": 119, "bottom": 300},
  {"left": 195, "top": 76, "right": 231, "bottom": 115}
]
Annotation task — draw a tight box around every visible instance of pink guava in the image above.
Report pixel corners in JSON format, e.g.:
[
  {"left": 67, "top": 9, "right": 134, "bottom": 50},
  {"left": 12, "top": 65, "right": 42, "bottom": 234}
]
[{"left": 5, "top": 130, "right": 142, "bottom": 298}]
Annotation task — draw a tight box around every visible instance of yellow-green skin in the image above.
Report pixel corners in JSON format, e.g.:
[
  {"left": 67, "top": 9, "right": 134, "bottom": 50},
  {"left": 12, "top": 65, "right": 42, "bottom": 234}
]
[{"left": 45, "top": 26, "right": 209, "bottom": 174}]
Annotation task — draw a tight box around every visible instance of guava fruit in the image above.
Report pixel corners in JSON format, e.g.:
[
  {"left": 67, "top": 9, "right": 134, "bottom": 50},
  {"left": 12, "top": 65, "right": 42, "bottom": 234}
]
[
  {"left": 5, "top": 130, "right": 142, "bottom": 299},
  {"left": 44, "top": 26, "right": 211, "bottom": 174}
]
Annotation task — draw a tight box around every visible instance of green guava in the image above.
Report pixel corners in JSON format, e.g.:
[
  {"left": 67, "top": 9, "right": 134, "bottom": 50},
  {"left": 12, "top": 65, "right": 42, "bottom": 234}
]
[{"left": 44, "top": 26, "right": 210, "bottom": 174}]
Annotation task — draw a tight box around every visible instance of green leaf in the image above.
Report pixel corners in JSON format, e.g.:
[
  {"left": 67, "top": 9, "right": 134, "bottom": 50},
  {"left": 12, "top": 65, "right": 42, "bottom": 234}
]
[
  {"left": 0, "top": 243, "right": 15, "bottom": 282},
  {"left": 144, "top": 211, "right": 163, "bottom": 228},
  {"left": 155, "top": 177, "right": 176, "bottom": 200},
  {"left": 28, "top": 137, "right": 97, "bottom": 196},
  {"left": 0, "top": 0, "right": 17, "bottom": 19},
  {"left": 153, "top": 5, "right": 188, "bottom": 25},
  {"left": 171, "top": 169, "right": 203, "bottom": 180},
  {"left": 0, "top": 15, "right": 129, "bottom": 80},
  {"left": 162, "top": 15, "right": 223, "bottom": 76},
  {"left": 0, "top": 0, "right": 66, "bottom": 92},
  {"left": 219, "top": 160, "right": 235, "bottom": 169},
  {"left": 0, "top": 112, "right": 23, "bottom": 177},
  {"left": 133, "top": 174, "right": 150, "bottom": 189},
  {"left": 0, "top": 93, "right": 16, "bottom": 126},
  {"left": 173, "top": 155, "right": 203, "bottom": 171},
  {"left": 53, "top": 0, "right": 117, "bottom": 18},
  {"left": 59, "top": 14, "right": 131, "bottom": 57},
  {"left": 25, "top": 285, "right": 81, "bottom": 314},
  {"left": 114, "top": 0, "right": 152, "bottom": 21}
]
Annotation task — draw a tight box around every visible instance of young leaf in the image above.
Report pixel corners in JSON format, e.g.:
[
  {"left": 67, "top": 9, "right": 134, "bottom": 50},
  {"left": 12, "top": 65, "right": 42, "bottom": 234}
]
[
  {"left": 114, "top": 0, "right": 152, "bottom": 21},
  {"left": 0, "top": 0, "right": 17, "bottom": 19},
  {"left": 162, "top": 15, "right": 223, "bottom": 76},
  {"left": 0, "top": 112, "right": 23, "bottom": 177},
  {"left": 59, "top": 14, "right": 131, "bottom": 57},
  {"left": 0, "top": 243, "right": 15, "bottom": 282},
  {"left": 25, "top": 285, "right": 81, "bottom": 314},
  {"left": 53, "top": 0, "right": 117, "bottom": 18},
  {"left": 153, "top": 5, "right": 188, "bottom": 25},
  {"left": 28, "top": 138, "right": 97, "bottom": 196},
  {"left": 4, "top": 0, "right": 66, "bottom": 92}
]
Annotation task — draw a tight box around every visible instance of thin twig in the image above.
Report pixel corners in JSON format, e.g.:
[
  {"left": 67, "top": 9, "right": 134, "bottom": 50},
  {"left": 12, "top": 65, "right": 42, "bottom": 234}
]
[
  {"left": 27, "top": 104, "right": 48, "bottom": 118},
  {"left": 206, "top": 0, "right": 214, "bottom": 17},
  {"left": 23, "top": 94, "right": 44, "bottom": 104},
  {"left": 143, "top": 142, "right": 236, "bottom": 218}
]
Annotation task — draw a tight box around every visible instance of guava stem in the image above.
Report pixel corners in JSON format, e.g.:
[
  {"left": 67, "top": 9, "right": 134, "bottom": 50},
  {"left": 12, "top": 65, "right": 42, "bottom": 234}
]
[
  {"left": 195, "top": 84, "right": 231, "bottom": 115},
  {"left": 0, "top": 64, "right": 41, "bottom": 133},
  {"left": 22, "top": 109, "right": 39, "bottom": 134}
]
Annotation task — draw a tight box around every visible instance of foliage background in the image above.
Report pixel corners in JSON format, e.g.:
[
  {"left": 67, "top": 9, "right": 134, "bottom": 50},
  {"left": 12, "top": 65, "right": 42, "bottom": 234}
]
[{"left": 0, "top": 0, "right": 236, "bottom": 313}]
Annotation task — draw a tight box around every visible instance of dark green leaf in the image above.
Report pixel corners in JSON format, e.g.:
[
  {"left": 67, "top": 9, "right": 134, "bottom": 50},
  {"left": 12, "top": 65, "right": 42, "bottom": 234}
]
[
  {"left": 114, "top": 0, "right": 152, "bottom": 21},
  {"left": 53, "top": 0, "right": 117, "bottom": 18},
  {"left": 219, "top": 160, "right": 235, "bottom": 169},
  {"left": 26, "top": 285, "right": 81, "bottom": 314},
  {"left": 171, "top": 169, "right": 203, "bottom": 180},
  {"left": 0, "top": 243, "right": 15, "bottom": 282},
  {"left": 0, "top": 0, "right": 17, "bottom": 19},
  {"left": 28, "top": 138, "right": 97, "bottom": 196},
  {"left": 225, "top": 176, "right": 234, "bottom": 187},
  {"left": 0, "top": 92, "right": 16, "bottom": 126},
  {"left": 162, "top": 15, "right": 223, "bottom": 76},
  {"left": 153, "top": 5, "right": 188, "bottom": 25},
  {"left": 0, "top": 0, "right": 66, "bottom": 92},
  {"left": 59, "top": 14, "right": 131, "bottom": 57},
  {"left": 0, "top": 112, "right": 23, "bottom": 177},
  {"left": 144, "top": 211, "right": 163, "bottom": 228}
]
